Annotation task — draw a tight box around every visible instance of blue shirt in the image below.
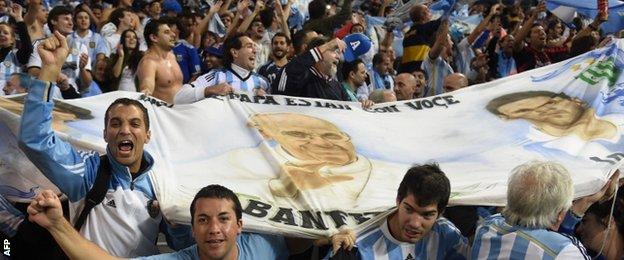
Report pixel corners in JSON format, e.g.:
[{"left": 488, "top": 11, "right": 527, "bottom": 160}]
[
  {"left": 471, "top": 214, "right": 590, "bottom": 259},
  {"left": 173, "top": 40, "right": 201, "bottom": 84},
  {"left": 353, "top": 212, "right": 469, "bottom": 260},
  {"left": 132, "top": 232, "right": 289, "bottom": 260},
  {"left": 67, "top": 30, "right": 110, "bottom": 66}
]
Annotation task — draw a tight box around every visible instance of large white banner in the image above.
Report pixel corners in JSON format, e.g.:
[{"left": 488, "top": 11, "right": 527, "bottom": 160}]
[{"left": 2, "top": 41, "right": 624, "bottom": 238}]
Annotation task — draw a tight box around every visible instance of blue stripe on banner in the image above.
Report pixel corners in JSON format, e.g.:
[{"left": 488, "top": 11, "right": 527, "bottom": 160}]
[{"left": 510, "top": 233, "right": 530, "bottom": 259}]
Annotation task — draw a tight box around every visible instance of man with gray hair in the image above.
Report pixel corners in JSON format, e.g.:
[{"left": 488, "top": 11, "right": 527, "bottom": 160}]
[{"left": 471, "top": 160, "right": 617, "bottom": 259}]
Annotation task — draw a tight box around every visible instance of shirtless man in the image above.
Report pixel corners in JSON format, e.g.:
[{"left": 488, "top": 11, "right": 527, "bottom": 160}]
[{"left": 136, "top": 19, "right": 183, "bottom": 104}]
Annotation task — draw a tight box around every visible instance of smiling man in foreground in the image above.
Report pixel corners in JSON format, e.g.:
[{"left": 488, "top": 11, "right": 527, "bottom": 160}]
[
  {"left": 27, "top": 185, "right": 292, "bottom": 260},
  {"left": 18, "top": 31, "right": 192, "bottom": 257}
]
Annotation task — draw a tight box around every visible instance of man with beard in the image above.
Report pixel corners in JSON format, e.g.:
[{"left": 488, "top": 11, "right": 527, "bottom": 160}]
[
  {"left": 258, "top": 32, "right": 290, "bottom": 86},
  {"left": 272, "top": 36, "right": 350, "bottom": 101},
  {"left": 340, "top": 58, "right": 374, "bottom": 108}
]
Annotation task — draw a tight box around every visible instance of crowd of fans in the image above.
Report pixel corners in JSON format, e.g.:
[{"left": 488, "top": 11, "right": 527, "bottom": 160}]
[{"left": 0, "top": 0, "right": 623, "bottom": 259}]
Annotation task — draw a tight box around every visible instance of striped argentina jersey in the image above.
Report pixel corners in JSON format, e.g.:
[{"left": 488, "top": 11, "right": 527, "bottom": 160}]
[
  {"left": 193, "top": 65, "right": 269, "bottom": 95},
  {"left": 471, "top": 214, "right": 590, "bottom": 260},
  {"left": 0, "top": 50, "right": 22, "bottom": 95},
  {"left": 355, "top": 213, "right": 469, "bottom": 260},
  {"left": 421, "top": 54, "right": 453, "bottom": 98}
]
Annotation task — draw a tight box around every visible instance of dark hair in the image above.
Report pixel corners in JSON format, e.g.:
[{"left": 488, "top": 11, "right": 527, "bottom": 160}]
[
  {"left": 161, "top": 16, "right": 186, "bottom": 40},
  {"left": 586, "top": 186, "right": 624, "bottom": 237},
  {"left": 47, "top": 5, "right": 73, "bottom": 32},
  {"left": 485, "top": 91, "right": 575, "bottom": 116},
  {"left": 350, "top": 23, "right": 364, "bottom": 33},
  {"left": 570, "top": 35, "right": 598, "bottom": 57},
  {"left": 341, "top": 58, "right": 364, "bottom": 80},
  {"left": 372, "top": 53, "right": 388, "bottom": 66},
  {"left": 308, "top": 0, "right": 326, "bottom": 20},
  {"left": 104, "top": 98, "right": 150, "bottom": 130},
  {"left": 546, "top": 20, "right": 561, "bottom": 34},
  {"left": 91, "top": 4, "right": 103, "bottom": 11},
  {"left": 120, "top": 29, "right": 143, "bottom": 72},
  {"left": 272, "top": 32, "right": 291, "bottom": 45},
  {"left": 397, "top": 163, "right": 450, "bottom": 213},
  {"left": 108, "top": 7, "right": 130, "bottom": 27},
  {"left": 190, "top": 185, "right": 243, "bottom": 225},
  {"left": 144, "top": 19, "right": 166, "bottom": 47},
  {"left": 259, "top": 7, "right": 274, "bottom": 28},
  {"left": 223, "top": 32, "right": 246, "bottom": 66},
  {"left": 292, "top": 29, "right": 312, "bottom": 54}
]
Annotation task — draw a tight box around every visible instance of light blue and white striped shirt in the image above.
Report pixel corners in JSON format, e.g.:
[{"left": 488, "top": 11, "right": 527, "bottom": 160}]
[
  {"left": 0, "top": 50, "right": 22, "bottom": 96},
  {"left": 176, "top": 63, "right": 269, "bottom": 104},
  {"left": 191, "top": 64, "right": 269, "bottom": 94},
  {"left": 471, "top": 214, "right": 590, "bottom": 260},
  {"left": 355, "top": 213, "right": 469, "bottom": 260},
  {"left": 421, "top": 54, "right": 454, "bottom": 97},
  {"left": 28, "top": 38, "right": 92, "bottom": 98},
  {"left": 66, "top": 30, "right": 110, "bottom": 65}
]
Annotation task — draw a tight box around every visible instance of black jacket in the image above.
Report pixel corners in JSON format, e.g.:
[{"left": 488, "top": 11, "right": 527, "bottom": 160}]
[{"left": 272, "top": 48, "right": 350, "bottom": 101}]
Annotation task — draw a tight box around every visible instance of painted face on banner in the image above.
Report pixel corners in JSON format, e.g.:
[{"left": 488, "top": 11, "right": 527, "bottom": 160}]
[
  {"left": 497, "top": 95, "right": 585, "bottom": 128},
  {"left": 252, "top": 113, "right": 357, "bottom": 166}
]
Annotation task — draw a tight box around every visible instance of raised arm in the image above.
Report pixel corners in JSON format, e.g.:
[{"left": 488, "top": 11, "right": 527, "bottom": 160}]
[
  {"left": 512, "top": 2, "right": 545, "bottom": 52},
  {"left": 28, "top": 190, "right": 121, "bottom": 260},
  {"left": 194, "top": 0, "right": 223, "bottom": 48},
  {"left": 428, "top": 20, "right": 449, "bottom": 60},
  {"left": 9, "top": 4, "right": 33, "bottom": 65},
  {"left": 237, "top": 0, "right": 264, "bottom": 34},
  {"left": 274, "top": 0, "right": 291, "bottom": 40},
  {"left": 574, "top": 12, "right": 607, "bottom": 40},
  {"left": 324, "top": 0, "right": 354, "bottom": 28},
  {"left": 18, "top": 32, "right": 99, "bottom": 202},
  {"left": 78, "top": 52, "right": 93, "bottom": 91},
  {"left": 275, "top": 38, "right": 345, "bottom": 95},
  {"left": 467, "top": 4, "right": 500, "bottom": 45},
  {"left": 110, "top": 45, "right": 125, "bottom": 78}
]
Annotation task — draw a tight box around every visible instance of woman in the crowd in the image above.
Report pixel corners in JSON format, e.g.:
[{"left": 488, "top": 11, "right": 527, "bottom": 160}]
[
  {"left": 576, "top": 185, "right": 623, "bottom": 260},
  {"left": 0, "top": 3, "right": 32, "bottom": 96},
  {"left": 105, "top": 29, "right": 142, "bottom": 92}
]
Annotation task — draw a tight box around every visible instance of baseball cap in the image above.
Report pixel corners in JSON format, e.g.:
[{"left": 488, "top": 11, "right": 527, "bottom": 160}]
[
  {"left": 162, "top": 0, "right": 182, "bottom": 14},
  {"left": 343, "top": 33, "right": 372, "bottom": 63},
  {"left": 205, "top": 46, "right": 223, "bottom": 58}
]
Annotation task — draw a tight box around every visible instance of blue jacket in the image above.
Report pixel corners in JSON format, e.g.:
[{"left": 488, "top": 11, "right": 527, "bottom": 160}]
[{"left": 18, "top": 78, "right": 193, "bottom": 257}]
